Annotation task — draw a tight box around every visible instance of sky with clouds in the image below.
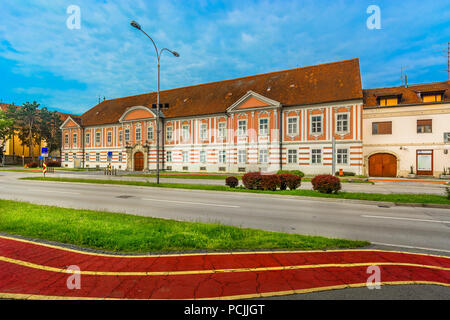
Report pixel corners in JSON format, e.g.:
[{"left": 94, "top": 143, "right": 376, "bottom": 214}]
[{"left": 1, "top": 0, "right": 449, "bottom": 115}]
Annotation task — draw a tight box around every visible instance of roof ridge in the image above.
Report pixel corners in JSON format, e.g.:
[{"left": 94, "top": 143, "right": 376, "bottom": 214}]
[{"left": 364, "top": 80, "right": 450, "bottom": 91}]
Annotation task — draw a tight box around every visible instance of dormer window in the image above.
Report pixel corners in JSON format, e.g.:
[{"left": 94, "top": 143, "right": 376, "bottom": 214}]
[
  {"left": 421, "top": 93, "right": 443, "bottom": 103},
  {"left": 378, "top": 96, "right": 399, "bottom": 106}
]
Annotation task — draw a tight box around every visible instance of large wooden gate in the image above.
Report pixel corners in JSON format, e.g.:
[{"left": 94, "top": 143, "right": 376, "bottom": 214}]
[
  {"left": 134, "top": 152, "right": 144, "bottom": 171},
  {"left": 368, "top": 153, "right": 397, "bottom": 177}
]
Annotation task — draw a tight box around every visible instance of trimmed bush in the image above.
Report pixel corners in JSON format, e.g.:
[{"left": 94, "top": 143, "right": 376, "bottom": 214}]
[
  {"left": 335, "top": 171, "right": 356, "bottom": 177},
  {"left": 26, "top": 162, "right": 38, "bottom": 168},
  {"left": 46, "top": 161, "right": 61, "bottom": 167},
  {"left": 278, "top": 173, "right": 301, "bottom": 190},
  {"left": 277, "top": 170, "right": 305, "bottom": 178},
  {"left": 311, "top": 174, "right": 342, "bottom": 194},
  {"left": 260, "top": 174, "right": 280, "bottom": 191},
  {"left": 225, "top": 176, "right": 239, "bottom": 188},
  {"left": 242, "top": 172, "right": 262, "bottom": 190}
]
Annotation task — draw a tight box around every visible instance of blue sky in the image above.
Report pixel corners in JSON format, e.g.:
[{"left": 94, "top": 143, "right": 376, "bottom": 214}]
[{"left": 1, "top": 0, "right": 449, "bottom": 115}]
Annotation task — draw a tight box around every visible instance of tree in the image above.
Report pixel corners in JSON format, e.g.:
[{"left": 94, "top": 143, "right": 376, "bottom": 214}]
[
  {"left": 39, "top": 108, "right": 62, "bottom": 153},
  {"left": 0, "top": 110, "right": 14, "bottom": 165},
  {"left": 14, "top": 101, "right": 41, "bottom": 162}
]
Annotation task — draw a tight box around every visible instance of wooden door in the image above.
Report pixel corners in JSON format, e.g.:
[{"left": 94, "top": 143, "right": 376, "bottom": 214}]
[
  {"left": 369, "top": 153, "right": 397, "bottom": 177},
  {"left": 134, "top": 152, "right": 144, "bottom": 171}
]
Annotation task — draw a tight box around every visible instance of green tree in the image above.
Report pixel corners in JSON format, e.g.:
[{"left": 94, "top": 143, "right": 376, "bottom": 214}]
[
  {"left": 39, "top": 108, "right": 62, "bottom": 154},
  {"left": 14, "top": 101, "right": 41, "bottom": 162},
  {"left": 0, "top": 110, "right": 14, "bottom": 165}
]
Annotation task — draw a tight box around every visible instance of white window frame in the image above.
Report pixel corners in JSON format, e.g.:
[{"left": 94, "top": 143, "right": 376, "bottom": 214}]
[
  {"left": 182, "top": 151, "right": 189, "bottom": 163},
  {"left": 85, "top": 153, "right": 89, "bottom": 162},
  {"left": 119, "top": 130, "right": 123, "bottom": 144},
  {"left": 337, "top": 148, "right": 348, "bottom": 165},
  {"left": 287, "top": 149, "right": 297, "bottom": 164},
  {"left": 218, "top": 122, "right": 226, "bottom": 139},
  {"left": 107, "top": 131, "right": 112, "bottom": 145},
  {"left": 166, "top": 126, "right": 173, "bottom": 141},
  {"left": 147, "top": 126, "right": 153, "bottom": 141},
  {"left": 124, "top": 129, "right": 130, "bottom": 142},
  {"left": 73, "top": 133, "right": 77, "bottom": 146},
  {"left": 259, "top": 149, "right": 268, "bottom": 164},
  {"left": 95, "top": 132, "right": 101, "bottom": 145},
  {"left": 95, "top": 152, "right": 100, "bottom": 162},
  {"left": 259, "top": 118, "right": 269, "bottom": 136},
  {"left": 238, "top": 120, "right": 247, "bottom": 136},
  {"left": 336, "top": 112, "right": 350, "bottom": 134},
  {"left": 218, "top": 150, "right": 226, "bottom": 164},
  {"left": 64, "top": 133, "right": 69, "bottom": 145},
  {"left": 199, "top": 150, "right": 206, "bottom": 163},
  {"left": 118, "top": 152, "right": 123, "bottom": 163},
  {"left": 311, "top": 115, "right": 323, "bottom": 135},
  {"left": 135, "top": 127, "right": 141, "bottom": 142},
  {"left": 64, "top": 153, "right": 68, "bottom": 161},
  {"left": 85, "top": 133, "right": 90, "bottom": 145},
  {"left": 166, "top": 151, "right": 172, "bottom": 163},
  {"left": 182, "top": 125, "right": 190, "bottom": 141},
  {"left": 199, "top": 123, "right": 208, "bottom": 140},
  {"left": 238, "top": 149, "right": 247, "bottom": 164},
  {"left": 311, "top": 149, "right": 322, "bottom": 164},
  {"left": 287, "top": 117, "right": 298, "bottom": 135}
]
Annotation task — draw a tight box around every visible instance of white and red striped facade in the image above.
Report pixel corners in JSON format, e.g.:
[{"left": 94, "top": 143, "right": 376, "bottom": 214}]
[{"left": 61, "top": 91, "right": 364, "bottom": 175}]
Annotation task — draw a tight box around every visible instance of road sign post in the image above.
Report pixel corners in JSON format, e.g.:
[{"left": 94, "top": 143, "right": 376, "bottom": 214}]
[{"left": 43, "top": 162, "right": 47, "bottom": 178}]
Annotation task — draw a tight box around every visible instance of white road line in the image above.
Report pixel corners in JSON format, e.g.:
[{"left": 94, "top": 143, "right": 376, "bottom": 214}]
[
  {"left": 362, "top": 215, "right": 450, "bottom": 224},
  {"left": 30, "top": 189, "right": 81, "bottom": 195},
  {"left": 142, "top": 198, "right": 240, "bottom": 208},
  {"left": 372, "top": 242, "right": 450, "bottom": 254}
]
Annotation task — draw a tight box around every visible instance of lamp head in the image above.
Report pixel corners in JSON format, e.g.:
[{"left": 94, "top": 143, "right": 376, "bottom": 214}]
[{"left": 130, "top": 20, "right": 141, "bottom": 30}]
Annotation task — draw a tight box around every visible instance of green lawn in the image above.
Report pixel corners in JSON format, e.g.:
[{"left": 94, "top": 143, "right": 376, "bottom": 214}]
[
  {"left": 0, "top": 199, "right": 368, "bottom": 253},
  {"left": 21, "top": 177, "right": 450, "bottom": 206},
  {"left": 127, "top": 173, "right": 243, "bottom": 180}
]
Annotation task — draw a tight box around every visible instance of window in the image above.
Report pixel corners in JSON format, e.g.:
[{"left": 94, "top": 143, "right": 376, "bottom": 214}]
[
  {"left": 422, "top": 94, "right": 442, "bottom": 103},
  {"left": 118, "top": 153, "right": 123, "bottom": 163},
  {"left": 96, "top": 153, "right": 100, "bottom": 162},
  {"left": 287, "top": 117, "right": 298, "bottom": 135},
  {"left": 73, "top": 133, "right": 77, "bottom": 145},
  {"left": 135, "top": 127, "right": 141, "bottom": 142},
  {"left": 166, "top": 126, "right": 173, "bottom": 141},
  {"left": 72, "top": 152, "right": 76, "bottom": 160},
  {"left": 337, "top": 149, "right": 348, "bottom": 164},
  {"left": 64, "top": 134, "right": 69, "bottom": 145},
  {"left": 182, "top": 151, "right": 189, "bottom": 163},
  {"left": 124, "top": 129, "right": 130, "bottom": 142},
  {"left": 238, "top": 150, "right": 246, "bottom": 164},
  {"left": 107, "top": 131, "right": 112, "bottom": 144},
  {"left": 311, "top": 149, "right": 321, "bottom": 164},
  {"left": 259, "top": 118, "right": 269, "bottom": 136},
  {"left": 238, "top": 120, "right": 247, "bottom": 136},
  {"left": 85, "top": 153, "right": 89, "bottom": 162},
  {"left": 200, "top": 123, "right": 208, "bottom": 140},
  {"left": 96, "top": 132, "right": 101, "bottom": 145},
  {"left": 218, "top": 122, "right": 226, "bottom": 138},
  {"left": 119, "top": 130, "right": 123, "bottom": 144},
  {"left": 218, "top": 150, "right": 226, "bottom": 164},
  {"left": 85, "top": 133, "right": 90, "bottom": 145},
  {"left": 379, "top": 97, "right": 398, "bottom": 106},
  {"left": 199, "top": 151, "right": 206, "bottom": 163},
  {"left": 372, "top": 121, "right": 392, "bottom": 135},
  {"left": 147, "top": 126, "right": 153, "bottom": 141},
  {"left": 166, "top": 151, "right": 172, "bottom": 163},
  {"left": 417, "top": 119, "right": 432, "bottom": 133},
  {"left": 336, "top": 113, "right": 349, "bottom": 133},
  {"left": 64, "top": 153, "right": 68, "bottom": 161},
  {"left": 311, "top": 115, "right": 322, "bottom": 134},
  {"left": 182, "top": 125, "right": 190, "bottom": 141},
  {"left": 259, "top": 149, "right": 268, "bottom": 164},
  {"left": 288, "top": 149, "right": 297, "bottom": 164}
]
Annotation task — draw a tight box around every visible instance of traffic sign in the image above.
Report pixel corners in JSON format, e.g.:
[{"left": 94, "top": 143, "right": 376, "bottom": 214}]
[
  {"left": 41, "top": 147, "right": 49, "bottom": 157},
  {"left": 43, "top": 162, "right": 47, "bottom": 177}
]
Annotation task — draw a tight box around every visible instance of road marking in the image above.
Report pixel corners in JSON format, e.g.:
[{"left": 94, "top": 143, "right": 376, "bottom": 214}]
[
  {"left": 362, "top": 215, "right": 450, "bottom": 224},
  {"left": 30, "top": 189, "right": 80, "bottom": 195},
  {"left": 372, "top": 242, "right": 450, "bottom": 254},
  {"left": 142, "top": 198, "right": 239, "bottom": 208}
]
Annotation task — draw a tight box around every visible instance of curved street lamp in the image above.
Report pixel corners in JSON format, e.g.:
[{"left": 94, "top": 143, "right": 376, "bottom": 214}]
[{"left": 130, "top": 20, "right": 179, "bottom": 184}]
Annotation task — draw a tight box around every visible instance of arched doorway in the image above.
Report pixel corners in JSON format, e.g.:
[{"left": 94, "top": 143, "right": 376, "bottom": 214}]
[
  {"left": 134, "top": 152, "right": 144, "bottom": 171},
  {"left": 368, "top": 153, "right": 397, "bottom": 177}
]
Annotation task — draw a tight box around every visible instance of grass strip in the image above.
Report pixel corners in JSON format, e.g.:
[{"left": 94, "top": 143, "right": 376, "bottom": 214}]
[
  {"left": 21, "top": 177, "right": 450, "bottom": 205},
  {"left": 0, "top": 199, "right": 368, "bottom": 253}
]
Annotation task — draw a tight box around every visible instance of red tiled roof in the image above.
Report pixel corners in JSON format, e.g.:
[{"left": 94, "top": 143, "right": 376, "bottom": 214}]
[
  {"left": 80, "top": 58, "right": 363, "bottom": 126},
  {"left": 363, "top": 81, "right": 450, "bottom": 108}
]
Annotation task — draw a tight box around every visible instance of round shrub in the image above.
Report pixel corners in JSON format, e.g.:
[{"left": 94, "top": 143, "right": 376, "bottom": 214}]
[
  {"left": 311, "top": 174, "right": 341, "bottom": 194},
  {"left": 278, "top": 173, "right": 301, "bottom": 190},
  {"left": 225, "top": 176, "right": 239, "bottom": 188},
  {"left": 260, "top": 174, "right": 280, "bottom": 191},
  {"left": 242, "top": 172, "right": 262, "bottom": 190},
  {"left": 46, "top": 161, "right": 61, "bottom": 167},
  {"left": 277, "top": 170, "right": 305, "bottom": 178}
]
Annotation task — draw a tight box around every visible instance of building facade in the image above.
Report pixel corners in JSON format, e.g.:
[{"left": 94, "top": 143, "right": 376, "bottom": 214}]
[
  {"left": 61, "top": 58, "right": 365, "bottom": 175},
  {"left": 363, "top": 81, "right": 450, "bottom": 177}
]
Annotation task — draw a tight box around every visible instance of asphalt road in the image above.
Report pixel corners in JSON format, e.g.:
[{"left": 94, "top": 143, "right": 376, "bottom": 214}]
[{"left": 0, "top": 171, "right": 449, "bottom": 255}]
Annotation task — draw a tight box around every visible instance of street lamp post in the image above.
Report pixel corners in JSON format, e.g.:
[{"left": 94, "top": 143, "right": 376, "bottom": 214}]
[{"left": 130, "top": 20, "right": 179, "bottom": 184}]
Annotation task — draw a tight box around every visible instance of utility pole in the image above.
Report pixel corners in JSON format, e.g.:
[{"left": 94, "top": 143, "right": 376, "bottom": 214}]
[{"left": 438, "top": 42, "right": 450, "bottom": 80}]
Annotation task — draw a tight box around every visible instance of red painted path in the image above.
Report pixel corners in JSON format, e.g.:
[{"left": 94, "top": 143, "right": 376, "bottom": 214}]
[{"left": 0, "top": 235, "right": 449, "bottom": 299}]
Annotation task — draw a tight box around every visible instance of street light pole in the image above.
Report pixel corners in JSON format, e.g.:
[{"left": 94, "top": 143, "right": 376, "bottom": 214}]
[{"left": 130, "top": 20, "right": 179, "bottom": 184}]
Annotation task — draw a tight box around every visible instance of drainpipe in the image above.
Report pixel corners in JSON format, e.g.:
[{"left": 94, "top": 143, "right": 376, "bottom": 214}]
[
  {"left": 81, "top": 126, "right": 85, "bottom": 168},
  {"left": 279, "top": 106, "right": 283, "bottom": 171}
]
